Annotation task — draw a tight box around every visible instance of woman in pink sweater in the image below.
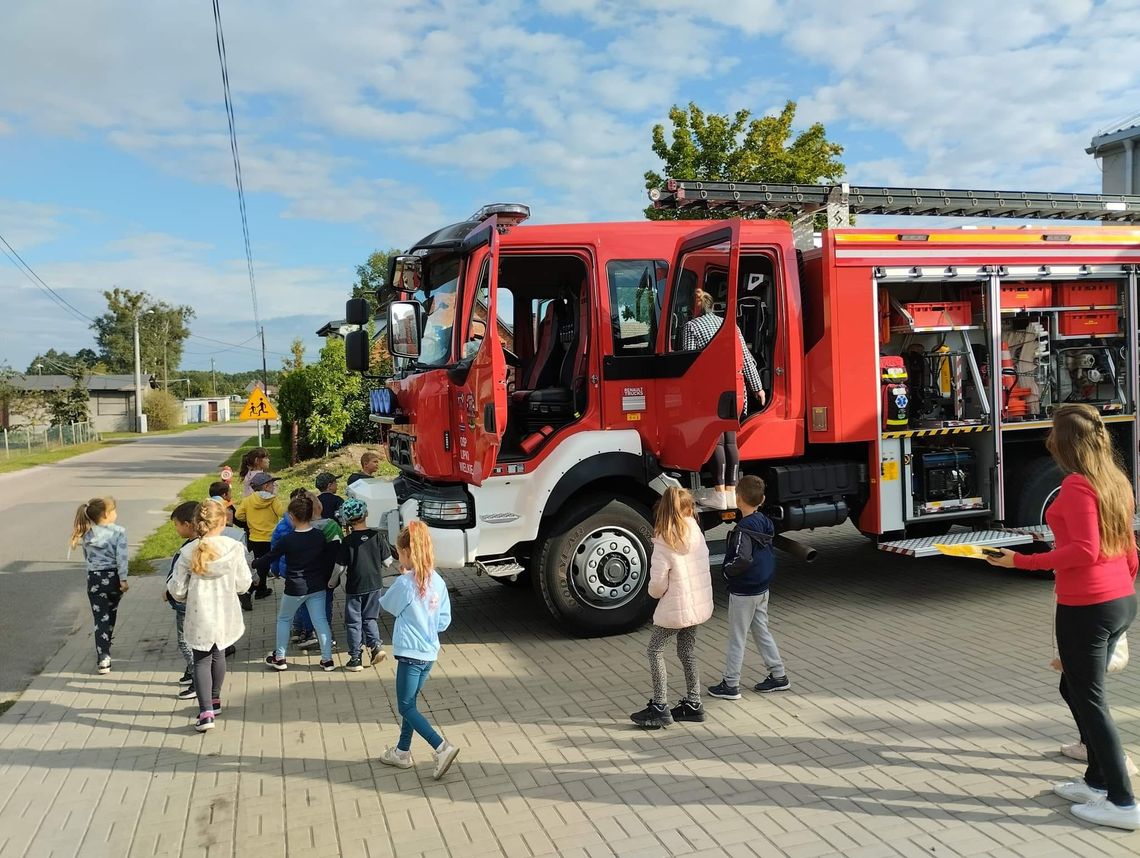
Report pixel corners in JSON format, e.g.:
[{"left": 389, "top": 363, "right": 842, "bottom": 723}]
[
  {"left": 988, "top": 404, "right": 1138, "bottom": 831},
  {"left": 631, "top": 487, "right": 714, "bottom": 729}
]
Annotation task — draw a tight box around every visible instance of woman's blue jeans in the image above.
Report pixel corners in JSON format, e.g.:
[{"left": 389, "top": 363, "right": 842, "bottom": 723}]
[
  {"left": 276, "top": 591, "right": 332, "bottom": 660},
  {"left": 395, "top": 657, "right": 441, "bottom": 752}
]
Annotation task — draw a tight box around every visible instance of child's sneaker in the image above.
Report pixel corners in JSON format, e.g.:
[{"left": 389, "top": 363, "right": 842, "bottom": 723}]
[
  {"left": 177, "top": 670, "right": 193, "bottom": 686},
  {"left": 195, "top": 712, "right": 215, "bottom": 732},
  {"left": 1060, "top": 742, "right": 1088, "bottom": 762},
  {"left": 754, "top": 674, "right": 790, "bottom": 693},
  {"left": 345, "top": 657, "right": 363, "bottom": 672},
  {"left": 264, "top": 654, "right": 288, "bottom": 671},
  {"left": 319, "top": 659, "right": 337, "bottom": 672},
  {"left": 378, "top": 746, "right": 413, "bottom": 769},
  {"left": 432, "top": 741, "right": 460, "bottom": 780},
  {"left": 630, "top": 702, "right": 672, "bottom": 729},
  {"left": 670, "top": 700, "right": 706, "bottom": 723},
  {"left": 177, "top": 685, "right": 197, "bottom": 700},
  {"left": 297, "top": 636, "right": 319, "bottom": 650},
  {"left": 1071, "top": 797, "right": 1140, "bottom": 831},
  {"left": 707, "top": 680, "right": 742, "bottom": 700},
  {"left": 369, "top": 645, "right": 386, "bottom": 665},
  {"left": 211, "top": 698, "right": 222, "bottom": 716},
  {"left": 96, "top": 658, "right": 111, "bottom": 675}
]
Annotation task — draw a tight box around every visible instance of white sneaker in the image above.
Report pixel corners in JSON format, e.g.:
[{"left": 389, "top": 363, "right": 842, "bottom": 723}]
[
  {"left": 726, "top": 488, "right": 737, "bottom": 510},
  {"left": 695, "top": 489, "right": 727, "bottom": 510},
  {"left": 96, "top": 658, "right": 111, "bottom": 675},
  {"left": 1053, "top": 780, "right": 1107, "bottom": 803},
  {"left": 1060, "top": 742, "right": 1088, "bottom": 762},
  {"left": 378, "top": 746, "right": 413, "bottom": 769},
  {"left": 1071, "top": 797, "right": 1140, "bottom": 831},
  {"left": 1127, "top": 754, "right": 1139, "bottom": 777},
  {"left": 432, "top": 741, "right": 460, "bottom": 780}
]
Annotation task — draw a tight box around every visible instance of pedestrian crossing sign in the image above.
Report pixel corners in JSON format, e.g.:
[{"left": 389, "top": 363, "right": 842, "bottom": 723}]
[{"left": 238, "top": 387, "right": 279, "bottom": 421}]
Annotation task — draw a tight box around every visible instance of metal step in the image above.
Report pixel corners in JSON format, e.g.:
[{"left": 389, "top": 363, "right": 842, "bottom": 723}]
[
  {"left": 878, "top": 529, "right": 1035, "bottom": 558},
  {"left": 1005, "top": 513, "right": 1140, "bottom": 544},
  {"left": 475, "top": 559, "right": 526, "bottom": 579}
]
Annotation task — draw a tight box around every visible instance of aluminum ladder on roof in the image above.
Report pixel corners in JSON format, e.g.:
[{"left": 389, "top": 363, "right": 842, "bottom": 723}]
[{"left": 649, "top": 180, "right": 1140, "bottom": 248}]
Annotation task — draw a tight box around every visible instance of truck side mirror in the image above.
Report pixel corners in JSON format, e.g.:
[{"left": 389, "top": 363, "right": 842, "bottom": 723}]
[
  {"left": 346, "top": 330, "right": 370, "bottom": 373},
  {"left": 388, "top": 301, "right": 422, "bottom": 359},
  {"left": 345, "top": 297, "right": 370, "bottom": 326}
]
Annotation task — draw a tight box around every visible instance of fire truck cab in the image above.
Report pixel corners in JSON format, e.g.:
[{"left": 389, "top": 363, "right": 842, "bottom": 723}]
[{"left": 344, "top": 186, "right": 1140, "bottom": 635}]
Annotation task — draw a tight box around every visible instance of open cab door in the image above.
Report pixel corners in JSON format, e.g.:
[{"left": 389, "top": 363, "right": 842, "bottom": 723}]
[
  {"left": 656, "top": 221, "right": 744, "bottom": 471},
  {"left": 452, "top": 216, "right": 508, "bottom": 486}
]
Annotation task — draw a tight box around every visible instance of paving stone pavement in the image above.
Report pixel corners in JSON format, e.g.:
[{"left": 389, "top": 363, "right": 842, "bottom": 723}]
[{"left": 1, "top": 524, "right": 1138, "bottom": 858}]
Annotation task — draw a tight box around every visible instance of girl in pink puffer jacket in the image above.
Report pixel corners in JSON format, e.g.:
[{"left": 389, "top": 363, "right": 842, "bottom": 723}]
[{"left": 630, "top": 487, "right": 714, "bottom": 729}]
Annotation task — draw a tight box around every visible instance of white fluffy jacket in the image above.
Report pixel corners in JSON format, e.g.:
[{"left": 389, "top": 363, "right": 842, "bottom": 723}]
[
  {"left": 167, "top": 536, "right": 253, "bottom": 651},
  {"left": 648, "top": 518, "right": 713, "bottom": 629}
]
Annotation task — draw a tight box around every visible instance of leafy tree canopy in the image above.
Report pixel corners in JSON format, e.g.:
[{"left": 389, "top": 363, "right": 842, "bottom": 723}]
[
  {"left": 91, "top": 288, "right": 195, "bottom": 376},
  {"left": 352, "top": 249, "right": 400, "bottom": 319},
  {"left": 26, "top": 348, "right": 102, "bottom": 375},
  {"left": 644, "top": 100, "right": 846, "bottom": 220}
]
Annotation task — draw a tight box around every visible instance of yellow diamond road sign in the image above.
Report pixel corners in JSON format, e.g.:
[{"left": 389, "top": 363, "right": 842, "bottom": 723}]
[{"left": 238, "top": 387, "right": 278, "bottom": 421}]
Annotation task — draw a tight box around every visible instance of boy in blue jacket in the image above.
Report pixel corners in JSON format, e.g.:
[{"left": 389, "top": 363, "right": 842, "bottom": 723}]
[{"left": 708, "top": 475, "right": 790, "bottom": 699}]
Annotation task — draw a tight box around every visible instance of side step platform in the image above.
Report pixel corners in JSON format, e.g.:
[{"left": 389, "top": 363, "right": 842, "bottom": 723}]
[
  {"left": 1004, "top": 513, "right": 1140, "bottom": 544},
  {"left": 877, "top": 529, "right": 1035, "bottom": 558}
]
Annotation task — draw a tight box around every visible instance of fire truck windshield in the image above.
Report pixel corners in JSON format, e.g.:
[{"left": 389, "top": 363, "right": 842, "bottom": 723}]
[{"left": 415, "top": 254, "right": 461, "bottom": 366}]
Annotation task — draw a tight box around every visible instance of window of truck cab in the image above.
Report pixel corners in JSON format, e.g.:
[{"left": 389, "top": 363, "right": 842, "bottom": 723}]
[
  {"left": 607, "top": 259, "right": 668, "bottom": 355},
  {"left": 415, "top": 253, "right": 463, "bottom": 367}
]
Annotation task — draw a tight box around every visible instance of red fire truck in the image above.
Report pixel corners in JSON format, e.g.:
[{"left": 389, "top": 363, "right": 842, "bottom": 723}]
[{"left": 343, "top": 182, "right": 1140, "bottom": 635}]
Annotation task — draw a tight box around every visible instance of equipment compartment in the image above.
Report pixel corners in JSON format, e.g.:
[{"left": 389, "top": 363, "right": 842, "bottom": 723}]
[
  {"left": 1057, "top": 281, "right": 1120, "bottom": 308},
  {"left": 1059, "top": 310, "right": 1120, "bottom": 336}
]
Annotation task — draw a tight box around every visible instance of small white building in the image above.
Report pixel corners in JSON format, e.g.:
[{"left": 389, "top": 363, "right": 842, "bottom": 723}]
[{"left": 183, "top": 397, "right": 231, "bottom": 424}]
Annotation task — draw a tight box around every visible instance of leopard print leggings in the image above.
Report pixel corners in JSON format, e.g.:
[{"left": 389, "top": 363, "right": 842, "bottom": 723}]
[{"left": 647, "top": 624, "right": 700, "bottom": 706}]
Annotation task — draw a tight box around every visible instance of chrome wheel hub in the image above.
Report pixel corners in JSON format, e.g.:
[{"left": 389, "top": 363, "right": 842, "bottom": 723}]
[{"left": 569, "top": 526, "right": 645, "bottom": 610}]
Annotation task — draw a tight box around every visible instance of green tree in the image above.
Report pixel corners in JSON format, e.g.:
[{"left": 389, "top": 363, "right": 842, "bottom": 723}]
[
  {"left": 353, "top": 248, "right": 400, "bottom": 318},
  {"left": 283, "top": 338, "right": 306, "bottom": 373},
  {"left": 276, "top": 340, "right": 365, "bottom": 457},
  {"left": 43, "top": 370, "right": 90, "bottom": 425},
  {"left": 26, "top": 348, "right": 102, "bottom": 375},
  {"left": 644, "top": 100, "right": 846, "bottom": 220},
  {"left": 91, "top": 288, "right": 195, "bottom": 376}
]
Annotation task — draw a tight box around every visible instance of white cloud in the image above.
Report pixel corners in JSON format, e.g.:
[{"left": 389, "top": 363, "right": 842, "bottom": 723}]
[{"left": 0, "top": 200, "right": 69, "bottom": 250}]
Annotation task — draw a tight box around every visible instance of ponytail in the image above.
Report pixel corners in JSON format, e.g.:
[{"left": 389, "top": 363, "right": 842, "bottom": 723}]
[
  {"left": 240, "top": 447, "right": 269, "bottom": 479},
  {"left": 70, "top": 497, "right": 115, "bottom": 549},
  {"left": 397, "top": 520, "right": 435, "bottom": 598},
  {"left": 189, "top": 500, "right": 224, "bottom": 575},
  {"left": 287, "top": 493, "right": 315, "bottom": 524}
]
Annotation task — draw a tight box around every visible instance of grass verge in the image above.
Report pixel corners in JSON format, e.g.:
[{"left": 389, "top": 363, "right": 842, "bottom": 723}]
[
  {"left": 0, "top": 442, "right": 106, "bottom": 475},
  {"left": 100, "top": 422, "right": 211, "bottom": 441}
]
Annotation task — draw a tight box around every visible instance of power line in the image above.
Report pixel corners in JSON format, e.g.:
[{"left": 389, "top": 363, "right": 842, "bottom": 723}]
[
  {"left": 0, "top": 231, "right": 95, "bottom": 325},
  {"left": 186, "top": 331, "right": 289, "bottom": 358},
  {"left": 211, "top": 0, "right": 259, "bottom": 334}
]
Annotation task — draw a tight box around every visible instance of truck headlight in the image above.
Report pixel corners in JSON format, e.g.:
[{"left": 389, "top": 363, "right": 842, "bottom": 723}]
[{"left": 419, "top": 498, "right": 471, "bottom": 526}]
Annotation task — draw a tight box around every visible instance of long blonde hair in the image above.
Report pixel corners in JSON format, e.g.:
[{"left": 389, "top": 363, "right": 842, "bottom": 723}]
[
  {"left": 397, "top": 520, "right": 435, "bottom": 598},
  {"left": 1047, "top": 404, "right": 1136, "bottom": 557},
  {"left": 654, "top": 487, "right": 696, "bottom": 552},
  {"left": 190, "top": 500, "right": 225, "bottom": 575},
  {"left": 70, "top": 497, "right": 115, "bottom": 549}
]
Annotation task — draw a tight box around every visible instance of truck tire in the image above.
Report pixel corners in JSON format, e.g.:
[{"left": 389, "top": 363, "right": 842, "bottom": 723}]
[
  {"left": 1008, "top": 457, "right": 1063, "bottom": 526},
  {"left": 533, "top": 496, "right": 655, "bottom": 636}
]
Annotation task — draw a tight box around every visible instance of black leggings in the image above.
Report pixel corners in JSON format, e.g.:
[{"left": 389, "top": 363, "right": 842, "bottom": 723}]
[
  {"left": 193, "top": 646, "right": 226, "bottom": 716},
  {"left": 249, "top": 540, "right": 271, "bottom": 595},
  {"left": 711, "top": 432, "right": 739, "bottom": 487},
  {"left": 1056, "top": 594, "right": 1136, "bottom": 805}
]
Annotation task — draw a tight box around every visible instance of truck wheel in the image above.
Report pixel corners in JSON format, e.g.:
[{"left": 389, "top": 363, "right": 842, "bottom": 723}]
[
  {"left": 1008, "top": 456, "right": 1063, "bottom": 526},
  {"left": 534, "top": 496, "right": 655, "bottom": 636}
]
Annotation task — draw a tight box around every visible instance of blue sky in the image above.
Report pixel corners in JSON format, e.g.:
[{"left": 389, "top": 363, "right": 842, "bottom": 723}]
[{"left": 2, "top": 0, "right": 1138, "bottom": 373}]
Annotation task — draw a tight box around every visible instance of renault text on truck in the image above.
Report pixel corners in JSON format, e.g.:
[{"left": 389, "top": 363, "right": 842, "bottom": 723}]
[{"left": 341, "top": 184, "right": 1140, "bottom": 635}]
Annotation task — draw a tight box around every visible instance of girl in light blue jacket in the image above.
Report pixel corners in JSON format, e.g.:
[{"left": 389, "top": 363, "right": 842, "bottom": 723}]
[
  {"left": 378, "top": 521, "right": 458, "bottom": 780},
  {"left": 70, "top": 497, "right": 129, "bottom": 674}
]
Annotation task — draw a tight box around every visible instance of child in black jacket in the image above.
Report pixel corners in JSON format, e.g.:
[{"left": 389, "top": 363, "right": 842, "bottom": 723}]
[{"left": 708, "top": 476, "right": 790, "bottom": 700}]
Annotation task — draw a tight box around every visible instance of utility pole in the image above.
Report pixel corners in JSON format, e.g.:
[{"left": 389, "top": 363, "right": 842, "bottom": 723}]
[
  {"left": 162, "top": 318, "right": 170, "bottom": 391},
  {"left": 132, "top": 310, "right": 145, "bottom": 433},
  {"left": 210, "top": 357, "right": 217, "bottom": 397},
  {"left": 260, "top": 326, "right": 268, "bottom": 443}
]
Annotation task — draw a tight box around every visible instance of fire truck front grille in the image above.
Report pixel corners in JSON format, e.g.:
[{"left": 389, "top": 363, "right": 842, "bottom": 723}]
[{"left": 388, "top": 433, "right": 413, "bottom": 469}]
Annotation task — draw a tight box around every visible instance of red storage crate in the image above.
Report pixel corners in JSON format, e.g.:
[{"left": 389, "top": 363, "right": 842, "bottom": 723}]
[
  {"left": 1000, "top": 283, "right": 1052, "bottom": 309},
  {"left": 893, "top": 300, "right": 972, "bottom": 328},
  {"left": 962, "top": 284, "right": 1053, "bottom": 313},
  {"left": 1058, "top": 311, "right": 1119, "bottom": 336},
  {"left": 1057, "top": 281, "right": 1119, "bottom": 308}
]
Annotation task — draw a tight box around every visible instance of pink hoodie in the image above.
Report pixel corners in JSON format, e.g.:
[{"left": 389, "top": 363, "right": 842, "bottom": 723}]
[{"left": 648, "top": 517, "right": 714, "bottom": 629}]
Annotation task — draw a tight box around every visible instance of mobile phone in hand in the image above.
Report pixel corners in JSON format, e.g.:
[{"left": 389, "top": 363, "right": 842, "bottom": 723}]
[{"left": 981, "top": 548, "right": 1004, "bottom": 558}]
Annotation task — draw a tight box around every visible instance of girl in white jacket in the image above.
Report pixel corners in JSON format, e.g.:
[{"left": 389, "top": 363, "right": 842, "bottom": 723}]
[
  {"left": 631, "top": 487, "right": 714, "bottom": 729},
  {"left": 168, "top": 500, "right": 253, "bottom": 732}
]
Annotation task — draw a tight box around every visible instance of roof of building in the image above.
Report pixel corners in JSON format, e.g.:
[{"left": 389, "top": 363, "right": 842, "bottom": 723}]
[
  {"left": 8, "top": 374, "right": 149, "bottom": 393},
  {"left": 1088, "top": 112, "right": 1140, "bottom": 152}
]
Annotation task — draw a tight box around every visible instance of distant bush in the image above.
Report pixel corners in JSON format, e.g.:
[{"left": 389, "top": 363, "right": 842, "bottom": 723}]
[{"left": 144, "top": 389, "right": 184, "bottom": 430}]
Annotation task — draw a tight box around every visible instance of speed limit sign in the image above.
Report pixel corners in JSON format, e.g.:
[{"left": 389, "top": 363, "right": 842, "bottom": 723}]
[{"left": 220, "top": 466, "right": 234, "bottom": 483}]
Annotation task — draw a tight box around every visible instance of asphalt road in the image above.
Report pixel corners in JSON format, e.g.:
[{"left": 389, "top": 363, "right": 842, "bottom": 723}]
[{"left": 0, "top": 423, "right": 251, "bottom": 701}]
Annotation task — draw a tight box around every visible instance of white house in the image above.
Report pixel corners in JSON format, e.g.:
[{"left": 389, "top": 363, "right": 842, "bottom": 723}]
[{"left": 183, "top": 397, "right": 231, "bottom": 424}]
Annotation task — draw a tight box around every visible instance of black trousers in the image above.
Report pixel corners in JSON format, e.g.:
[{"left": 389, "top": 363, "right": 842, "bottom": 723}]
[
  {"left": 249, "top": 540, "right": 271, "bottom": 596},
  {"left": 1056, "top": 594, "right": 1136, "bottom": 806},
  {"left": 87, "top": 568, "right": 122, "bottom": 663},
  {"left": 192, "top": 646, "right": 226, "bottom": 716}
]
